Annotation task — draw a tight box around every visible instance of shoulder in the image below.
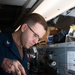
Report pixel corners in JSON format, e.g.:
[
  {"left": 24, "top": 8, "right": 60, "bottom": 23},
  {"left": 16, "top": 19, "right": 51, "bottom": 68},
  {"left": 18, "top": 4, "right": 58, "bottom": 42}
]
[
  {"left": 0, "top": 32, "right": 11, "bottom": 40},
  {"left": 0, "top": 32, "right": 13, "bottom": 47},
  {"left": 0, "top": 32, "right": 6, "bottom": 42}
]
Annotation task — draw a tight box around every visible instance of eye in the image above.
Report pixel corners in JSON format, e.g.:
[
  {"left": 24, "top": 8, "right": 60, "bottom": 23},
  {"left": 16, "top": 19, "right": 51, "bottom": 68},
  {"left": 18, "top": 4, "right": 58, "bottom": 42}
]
[
  {"left": 38, "top": 38, "right": 41, "bottom": 41},
  {"left": 33, "top": 33, "right": 40, "bottom": 41},
  {"left": 34, "top": 33, "right": 38, "bottom": 37}
]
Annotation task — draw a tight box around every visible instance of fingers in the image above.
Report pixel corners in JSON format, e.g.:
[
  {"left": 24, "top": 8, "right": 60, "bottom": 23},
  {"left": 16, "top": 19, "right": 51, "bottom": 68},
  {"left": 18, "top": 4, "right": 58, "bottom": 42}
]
[
  {"left": 17, "top": 61, "right": 26, "bottom": 75},
  {"left": 1, "top": 58, "right": 27, "bottom": 75},
  {"left": 11, "top": 60, "right": 26, "bottom": 75},
  {"left": 8, "top": 65, "right": 15, "bottom": 74},
  {"left": 18, "top": 64, "right": 26, "bottom": 75},
  {"left": 1, "top": 58, "right": 13, "bottom": 72},
  {"left": 11, "top": 68, "right": 21, "bottom": 75},
  {"left": 13, "top": 61, "right": 21, "bottom": 75}
]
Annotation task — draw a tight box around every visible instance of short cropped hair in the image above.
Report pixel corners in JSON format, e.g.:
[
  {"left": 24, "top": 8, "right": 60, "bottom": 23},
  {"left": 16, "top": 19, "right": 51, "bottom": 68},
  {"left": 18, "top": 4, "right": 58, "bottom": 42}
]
[{"left": 21, "top": 13, "right": 47, "bottom": 31}]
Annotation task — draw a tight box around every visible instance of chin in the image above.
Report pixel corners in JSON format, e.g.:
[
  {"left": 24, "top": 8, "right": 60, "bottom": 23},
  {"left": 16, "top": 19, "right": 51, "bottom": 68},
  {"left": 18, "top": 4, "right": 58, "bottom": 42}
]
[
  {"left": 26, "top": 44, "right": 32, "bottom": 49},
  {"left": 26, "top": 46, "right": 31, "bottom": 49}
]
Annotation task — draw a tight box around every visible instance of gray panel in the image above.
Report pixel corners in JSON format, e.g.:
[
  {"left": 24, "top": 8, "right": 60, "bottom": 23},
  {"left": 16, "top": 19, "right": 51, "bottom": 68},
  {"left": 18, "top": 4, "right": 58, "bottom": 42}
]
[
  {"left": 48, "top": 42, "right": 75, "bottom": 75},
  {"left": 0, "top": 0, "right": 26, "bottom": 6}
]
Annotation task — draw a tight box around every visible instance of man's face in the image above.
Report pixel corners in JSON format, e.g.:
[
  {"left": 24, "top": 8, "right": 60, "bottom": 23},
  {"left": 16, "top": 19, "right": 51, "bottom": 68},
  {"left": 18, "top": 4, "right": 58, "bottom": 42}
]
[{"left": 21, "top": 23, "right": 46, "bottom": 49}]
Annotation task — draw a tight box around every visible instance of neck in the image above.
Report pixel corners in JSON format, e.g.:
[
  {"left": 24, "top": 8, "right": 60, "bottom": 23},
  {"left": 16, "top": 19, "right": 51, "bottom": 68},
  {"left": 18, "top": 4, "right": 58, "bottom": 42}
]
[{"left": 12, "top": 30, "right": 23, "bottom": 48}]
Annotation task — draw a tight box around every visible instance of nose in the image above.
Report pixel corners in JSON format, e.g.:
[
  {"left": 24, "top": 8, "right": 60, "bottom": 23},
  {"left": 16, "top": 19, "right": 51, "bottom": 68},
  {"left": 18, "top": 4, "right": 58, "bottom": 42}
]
[{"left": 33, "top": 38, "right": 38, "bottom": 44}]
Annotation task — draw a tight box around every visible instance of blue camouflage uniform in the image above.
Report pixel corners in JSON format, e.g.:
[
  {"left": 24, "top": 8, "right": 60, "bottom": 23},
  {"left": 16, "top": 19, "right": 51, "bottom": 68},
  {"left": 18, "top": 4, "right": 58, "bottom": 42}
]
[{"left": 0, "top": 32, "right": 30, "bottom": 75}]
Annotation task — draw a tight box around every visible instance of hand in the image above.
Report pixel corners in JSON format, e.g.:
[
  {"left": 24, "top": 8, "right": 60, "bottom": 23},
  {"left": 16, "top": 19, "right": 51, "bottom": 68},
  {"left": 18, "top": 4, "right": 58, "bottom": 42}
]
[{"left": 1, "top": 58, "right": 27, "bottom": 75}]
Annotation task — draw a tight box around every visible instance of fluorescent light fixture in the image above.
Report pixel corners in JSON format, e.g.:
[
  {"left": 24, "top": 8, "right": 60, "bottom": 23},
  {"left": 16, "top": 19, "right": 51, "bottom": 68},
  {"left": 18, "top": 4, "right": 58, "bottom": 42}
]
[{"left": 33, "top": 0, "right": 75, "bottom": 21}]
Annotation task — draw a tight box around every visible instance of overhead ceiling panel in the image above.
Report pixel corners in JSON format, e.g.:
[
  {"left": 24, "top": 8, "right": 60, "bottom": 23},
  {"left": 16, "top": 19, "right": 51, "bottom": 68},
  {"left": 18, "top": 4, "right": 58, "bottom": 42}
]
[
  {"left": 33, "top": 0, "right": 75, "bottom": 21},
  {"left": 0, "top": 0, "right": 27, "bottom": 6}
]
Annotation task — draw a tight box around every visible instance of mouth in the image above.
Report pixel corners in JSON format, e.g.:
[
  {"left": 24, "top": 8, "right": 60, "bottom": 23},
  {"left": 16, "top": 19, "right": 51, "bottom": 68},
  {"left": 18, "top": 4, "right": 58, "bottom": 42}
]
[
  {"left": 28, "top": 42, "right": 36, "bottom": 48},
  {"left": 29, "top": 43, "right": 33, "bottom": 47}
]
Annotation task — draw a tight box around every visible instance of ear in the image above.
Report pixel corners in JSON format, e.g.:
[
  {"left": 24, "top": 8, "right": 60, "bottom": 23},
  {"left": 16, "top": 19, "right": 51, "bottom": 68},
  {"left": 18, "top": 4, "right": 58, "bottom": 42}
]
[{"left": 21, "top": 24, "right": 28, "bottom": 32}]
